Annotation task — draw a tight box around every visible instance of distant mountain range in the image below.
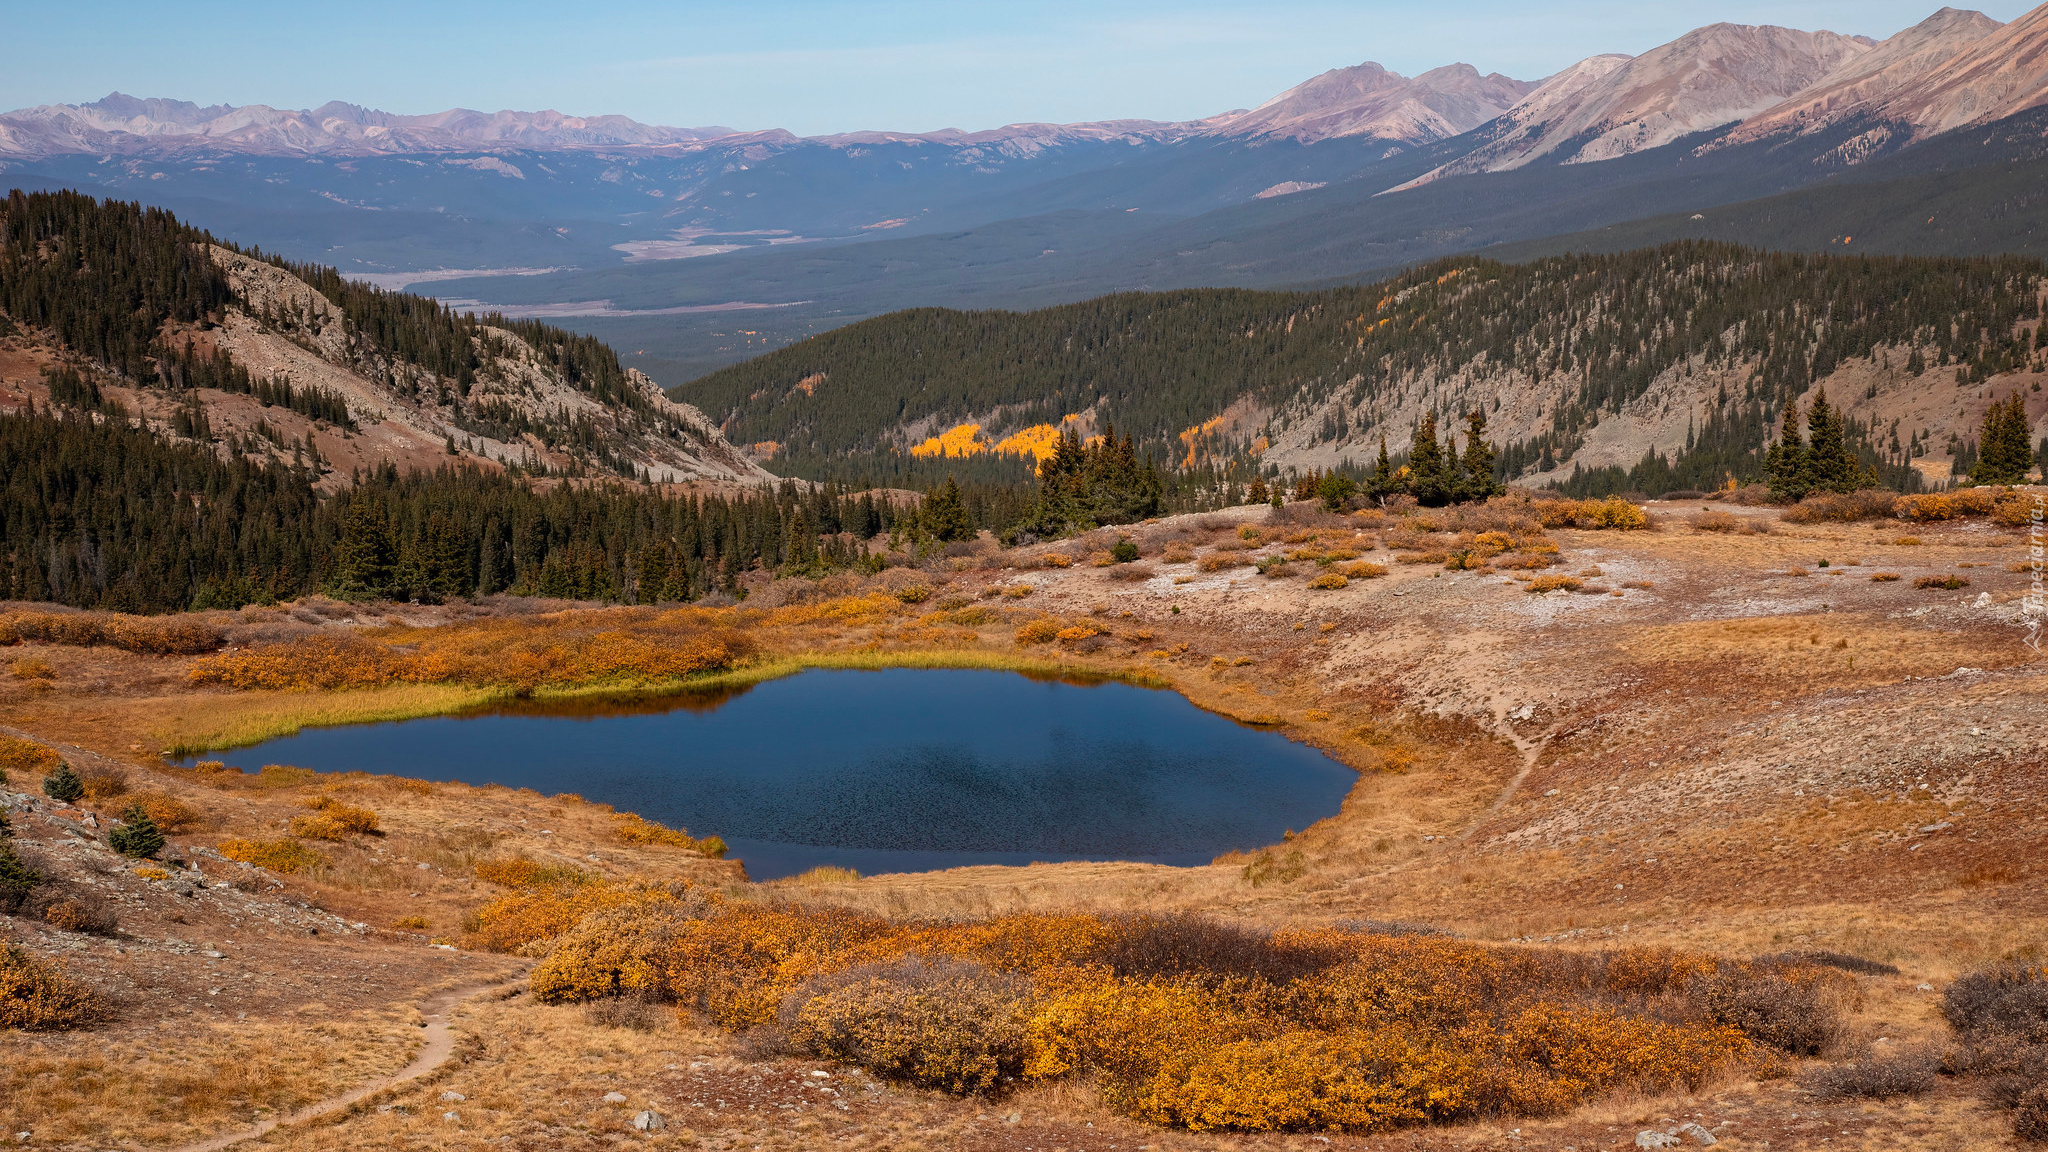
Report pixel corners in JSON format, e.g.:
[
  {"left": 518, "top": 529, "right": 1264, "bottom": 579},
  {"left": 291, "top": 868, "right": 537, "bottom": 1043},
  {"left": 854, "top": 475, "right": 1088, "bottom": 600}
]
[{"left": 4, "top": 3, "right": 2047, "bottom": 384}]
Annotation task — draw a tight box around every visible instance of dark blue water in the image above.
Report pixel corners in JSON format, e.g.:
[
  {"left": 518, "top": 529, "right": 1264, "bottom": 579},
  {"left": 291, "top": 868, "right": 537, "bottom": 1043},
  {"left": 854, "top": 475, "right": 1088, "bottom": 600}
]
[{"left": 182, "top": 669, "right": 1354, "bottom": 879}]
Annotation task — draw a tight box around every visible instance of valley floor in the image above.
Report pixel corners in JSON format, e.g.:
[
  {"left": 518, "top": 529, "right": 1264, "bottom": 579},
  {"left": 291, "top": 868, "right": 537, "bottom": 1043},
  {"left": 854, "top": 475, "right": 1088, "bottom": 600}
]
[{"left": 1, "top": 493, "right": 2044, "bottom": 1151}]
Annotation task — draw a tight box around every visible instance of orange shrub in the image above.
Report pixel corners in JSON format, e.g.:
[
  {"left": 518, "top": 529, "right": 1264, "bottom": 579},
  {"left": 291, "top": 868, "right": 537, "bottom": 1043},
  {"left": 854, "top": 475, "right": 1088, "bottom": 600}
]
[
  {"left": 1340, "top": 562, "right": 1388, "bottom": 579},
  {"left": 0, "top": 944, "right": 104, "bottom": 1031},
  {"left": 1308, "top": 573, "right": 1348, "bottom": 590},
  {"left": 1892, "top": 494, "right": 1954, "bottom": 521},
  {"left": 1014, "top": 619, "right": 1061, "bottom": 645},
  {"left": 125, "top": 791, "right": 201, "bottom": 833},
  {"left": 1527, "top": 575, "right": 1583, "bottom": 593},
  {"left": 289, "top": 796, "right": 379, "bottom": 839}
]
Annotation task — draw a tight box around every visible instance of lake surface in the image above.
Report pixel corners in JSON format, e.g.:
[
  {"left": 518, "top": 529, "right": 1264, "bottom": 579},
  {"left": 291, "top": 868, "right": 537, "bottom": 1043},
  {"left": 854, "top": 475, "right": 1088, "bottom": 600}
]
[{"left": 185, "top": 668, "right": 1355, "bottom": 879}]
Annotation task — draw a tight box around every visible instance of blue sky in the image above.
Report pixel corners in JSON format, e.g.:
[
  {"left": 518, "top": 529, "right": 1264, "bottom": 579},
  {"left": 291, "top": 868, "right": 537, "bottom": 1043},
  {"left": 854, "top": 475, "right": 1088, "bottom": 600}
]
[{"left": 7, "top": 1, "right": 2039, "bottom": 136}]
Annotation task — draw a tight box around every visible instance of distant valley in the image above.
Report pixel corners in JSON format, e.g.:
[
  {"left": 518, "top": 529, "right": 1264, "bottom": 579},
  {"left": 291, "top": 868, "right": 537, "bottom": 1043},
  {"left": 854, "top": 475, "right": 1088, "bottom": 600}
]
[{"left": 5, "top": 4, "right": 2048, "bottom": 388}]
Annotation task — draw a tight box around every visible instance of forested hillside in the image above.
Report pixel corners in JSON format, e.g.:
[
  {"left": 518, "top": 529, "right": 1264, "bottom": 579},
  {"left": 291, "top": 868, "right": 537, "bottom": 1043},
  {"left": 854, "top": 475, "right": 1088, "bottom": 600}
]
[
  {"left": 682, "top": 243, "right": 2048, "bottom": 494},
  {"left": 0, "top": 406, "right": 920, "bottom": 613},
  {"left": 0, "top": 189, "right": 768, "bottom": 486}
]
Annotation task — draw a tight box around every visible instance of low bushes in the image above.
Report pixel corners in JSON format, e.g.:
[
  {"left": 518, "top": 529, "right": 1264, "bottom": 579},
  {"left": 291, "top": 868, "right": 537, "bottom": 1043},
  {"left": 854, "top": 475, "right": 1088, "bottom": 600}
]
[
  {"left": 1527, "top": 576, "right": 1583, "bottom": 593},
  {"left": 0, "top": 610, "right": 223, "bottom": 655},
  {"left": 1532, "top": 497, "right": 1648, "bottom": 531},
  {"left": 187, "top": 611, "right": 754, "bottom": 692},
  {"left": 1800, "top": 1049, "right": 1937, "bottom": 1099},
  {"left": 1781, "top": 491, "right": 1899, "bottom": 523},
  {"left": 288, "top": 795, "right": 380, "bottom": 840},
  {"left": 1914, "top": 575, "right": 1969, "bottom": 590},
  {"left": 0, "top": 737, "right": 61, "bottom": 786},
  {"left": 1942, "top": 962, "right": 2048, "bottom": 1143},
  {"left": 783, "top": 956, "right": 1032, "bottom": 1094},
  {"left": 0, "top": 944, "right": 103, "bottom": 1031},
  {"left": 491, "top": 888, "right": 1836, "bottom": 1133},
  {"left": 616, "top": 814, "right": 726, "bottom": 858},
  {"left": 218, "top": 837, "right": 325, "bottom": 875}
]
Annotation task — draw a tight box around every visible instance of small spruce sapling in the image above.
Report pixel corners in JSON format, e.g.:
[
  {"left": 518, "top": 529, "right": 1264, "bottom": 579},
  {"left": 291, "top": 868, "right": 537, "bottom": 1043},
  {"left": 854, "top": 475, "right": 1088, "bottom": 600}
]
[
  {"left": 42, "top": 763, "right": 84, "bottom": 804},
  {"left": 0, "top": 841, "right": 39, "bottom": 910},
  {"left": 1111, "top": 537, "right": 1140, "bottom": 563},
  {"left": 108, "top": 804, "right": 165, "bottom": 859}
]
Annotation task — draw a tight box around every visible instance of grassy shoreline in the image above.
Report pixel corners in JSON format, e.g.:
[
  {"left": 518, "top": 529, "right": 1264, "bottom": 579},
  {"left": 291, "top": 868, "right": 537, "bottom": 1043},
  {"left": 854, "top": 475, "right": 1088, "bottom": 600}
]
[{"left": 157, "top": 648, "right": 1174, "bottom": 757}]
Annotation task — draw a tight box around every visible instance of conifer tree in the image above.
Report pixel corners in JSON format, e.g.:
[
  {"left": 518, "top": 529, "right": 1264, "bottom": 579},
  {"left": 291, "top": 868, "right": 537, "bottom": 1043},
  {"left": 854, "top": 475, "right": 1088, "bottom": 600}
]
[
  {"left": 0, "top": 841, "right": 38, "bottom": 911},
  {"left": 1974, "top": 394, "right": 2035, "bottom": 484},
  {"left": 1366, "top": 435, "right": 1396, "bottom": 499},
  {"left": 1765, "top": 401, "right": 1811, "bottom": 502},
  {"left": 41, "top": 763, "right": 83, "bottom": 804},
  {"left": 330, "top": 495, "right": 396, "bottom": 600},
  {"left": 0, "top": 804, "right": 11, "bottom": 839},
  {"left": 922, "top": 477, "right": 971, "bottom": 543},
  {"left": 1408, "top": 414, "right": 1450, "bottom": 506},
  {"left": 1460, "top": 410, "right": 1505, "bottom": 501},
  {"left": 109, "top": 804, "right": 165, "bottom": 859},
  {"left": 1804, "top": 388, "right": 1865, "bottom": 493},
  {"left": 1245, "top": 476, "right": 1268, "bottom": 504}
]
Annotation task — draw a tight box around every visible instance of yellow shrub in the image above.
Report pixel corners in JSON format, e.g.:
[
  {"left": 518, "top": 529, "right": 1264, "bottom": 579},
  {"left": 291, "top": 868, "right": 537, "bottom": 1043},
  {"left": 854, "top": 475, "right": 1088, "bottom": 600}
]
[
  {"left": 218, "top": 838, "right": 325, "bottom": 874},
  {"left": 1396, "top": 551, "right": 1448, "bottom": 565},
  {"left": 1041, "top": 552, "right": 1073, "bottom": 568},
  {"left": 1527, "top": 575, "right": 1583, "bottom": 593},
  {"left": 1014, "top": 619, "right": 1061, "bottom": 645},
  {"left": 393, "top": 915, "right": 430, "bottom": 931},
  {"left": 1870, "top": 572, "right": 1901, "bottom": 582},
  {"left": 1055, "top": 624, "right": 1103, "bottom": 643},
  {"left": 1308, "top": 573, "right": 1348, "bottom": 590},
  {"left": 1581, "top": 497, "right": 1648, "bottom": 530},
  {"left": 1340, "top": 561, "right": 1388, "bottom": 579},
  {"left": 1126, "top": 1028, "right": 1455, "bottom": 1132},
  {"left": 0, "top": 944, "right": 103, "bottom": 1031},
  {"left": 1992, "top": 492, "right": 2036, "bottom": 527},
  {"left": 1952, "top": 487, "right": 1998, "bottom": 515},
  {"left": 1198, "top": 552, "right": 1252, "bottom": 572},
  {"left": 0, "top": 737, "right": 61, "bottom": 784},
  {"left": 528, "top": 887, "right": 705, "bottom": 1001},
  {"left": 1892, "top": 494, "right": 1953, "bottom": 521},
  {"left": 463, "top": 878, "right": 658, "bottom": 955},
  {"left": 616, "top": 814, "right": 726, "bottom": 857},
  {"left": 1472, "top": 531, "right": 1517, "bottom": 556},
  {"left": 474, "top": 858, "right": 588, "bottom": 888},
  {"left": 8, "top": 656, "right": 53, "bottom": 681}
]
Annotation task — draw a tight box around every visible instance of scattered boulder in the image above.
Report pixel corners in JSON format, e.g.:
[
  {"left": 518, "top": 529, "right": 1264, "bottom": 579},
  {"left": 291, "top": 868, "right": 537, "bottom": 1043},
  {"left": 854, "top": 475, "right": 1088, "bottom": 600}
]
[
  {"left": 1637, "top": 1132, "right": 1680, "bottom": 1149},
  {"left": 632, "top": 1110, "right": 665, "bottom": 1132},
  {"left": 602, "top": 1092, "right": 628, "bottom": 1105}
]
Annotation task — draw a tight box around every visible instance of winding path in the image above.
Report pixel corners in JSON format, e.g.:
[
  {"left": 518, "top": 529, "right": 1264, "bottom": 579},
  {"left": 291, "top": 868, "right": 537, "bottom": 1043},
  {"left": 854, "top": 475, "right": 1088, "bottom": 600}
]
[{"left": 163, "top": 976, "right": 523, "bottom": 1152}]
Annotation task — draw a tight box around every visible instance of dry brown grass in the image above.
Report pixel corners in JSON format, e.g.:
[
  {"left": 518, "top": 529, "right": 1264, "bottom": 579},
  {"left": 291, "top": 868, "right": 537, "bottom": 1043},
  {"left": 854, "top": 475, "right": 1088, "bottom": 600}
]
[{"left": 0, "top": 1001, "right": 421, "bottom": 1146}]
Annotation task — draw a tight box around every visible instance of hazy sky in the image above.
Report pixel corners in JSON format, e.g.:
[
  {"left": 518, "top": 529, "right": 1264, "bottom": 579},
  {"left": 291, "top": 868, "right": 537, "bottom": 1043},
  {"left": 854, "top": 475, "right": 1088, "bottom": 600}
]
[{"left": 7, "top": 1, "right": 2039, "bottom": 136}]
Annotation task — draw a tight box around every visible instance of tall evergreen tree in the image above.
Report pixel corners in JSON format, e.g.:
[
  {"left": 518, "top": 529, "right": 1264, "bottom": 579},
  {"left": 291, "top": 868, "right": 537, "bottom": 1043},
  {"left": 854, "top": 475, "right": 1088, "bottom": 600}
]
[
  {"left": 329, "top": 495, "right": 396, "bottom": 600},
  {"left": 1408, "top": 414, "right": 1450, "bottom": 506},
  {"left": 922, "top": 477, "right": 972, "bottom": 543},
  {"left": 1974, "top": 394, "right": 2035, "bottom": 484},
  {"left": 1765, "top": 401, "right": 1812, "bottom": 502},
  {"left": 1804, "top": 388, "right": 1867, "bottom": 493},
  {"left": 1460, "top": 410, "right": 1505, "bottom": 501}
]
